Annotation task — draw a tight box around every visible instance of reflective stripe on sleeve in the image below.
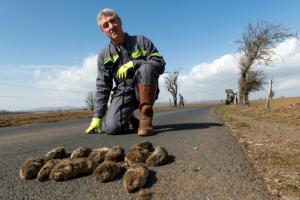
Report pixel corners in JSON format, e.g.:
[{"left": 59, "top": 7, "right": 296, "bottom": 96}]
[
  {"left": 131, "top": 49, "right": 147, "bottom": 59},
  {"left": 131, "top": 49, "right": 162, "bottom": 59},
  {"left": 104, "top": 54, "right": 119, "bottom": 65},
  {"left": 150, "top": 52, "right": 162, "bottom": 57}
]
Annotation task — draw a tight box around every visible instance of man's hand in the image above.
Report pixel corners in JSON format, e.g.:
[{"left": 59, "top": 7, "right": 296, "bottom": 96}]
[
  {"left": 116, "top": 61, "right": 134, "bottom": 80},
  {"left": 85, "top": 118, "right": 102, "bottom": 134}
]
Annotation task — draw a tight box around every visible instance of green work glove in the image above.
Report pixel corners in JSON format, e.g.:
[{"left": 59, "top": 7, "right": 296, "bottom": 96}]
[
  {"left": 116, "top": 61, "right": 134, "bottom": 80},
  {"left": 85, "top": 118, "right": 102, "bottom": 134}
]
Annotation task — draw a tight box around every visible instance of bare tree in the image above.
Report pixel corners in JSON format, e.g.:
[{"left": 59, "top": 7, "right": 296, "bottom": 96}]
[
  {"left": 237, "top": 21, "right": 295, "bottom": 105},
  {"left": 238, "top": 68, "right": 267, "bottom": 104},
  {"left": 86, "top": 91, "right": 95, "bottom": 111},
  {"left": 165, "top": 71, "right": 179, "bottom": 107}
]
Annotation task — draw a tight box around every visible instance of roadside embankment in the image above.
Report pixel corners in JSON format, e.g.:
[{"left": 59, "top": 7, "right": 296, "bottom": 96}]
[{"left": 216, "top": 97, "right": 300, "bottom": 199}]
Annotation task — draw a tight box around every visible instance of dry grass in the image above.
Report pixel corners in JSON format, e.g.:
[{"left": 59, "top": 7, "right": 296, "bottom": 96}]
[
  {"left": 225, "top": 97, "right": 300, "bottom": 125},
  {"left": 216, "top": 97, "right": 300, "bottom": 199},
  {"left": 0, "top": 110, "right": 93, "bottom": 128}
]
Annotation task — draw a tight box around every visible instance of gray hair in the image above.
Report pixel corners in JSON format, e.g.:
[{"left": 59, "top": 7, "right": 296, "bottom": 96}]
[{"left": 97, "top": 8, "right": 121, "bottom": 29}]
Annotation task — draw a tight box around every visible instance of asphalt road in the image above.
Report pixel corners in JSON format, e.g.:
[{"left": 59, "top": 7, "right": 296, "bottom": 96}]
[{"left": 0, "top": 106, "right": 271, "bottom": 200}]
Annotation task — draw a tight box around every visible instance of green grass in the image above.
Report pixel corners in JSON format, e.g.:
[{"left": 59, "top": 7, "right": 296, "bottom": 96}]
[
  {"left": 216, "top": 106, "right": 229, "bottom": 114},
  {"left": 236, "top": 122, "right": 250, "bottom": 128},
  {"left": 286, "top": 183, "right": 299, "bottom": 193},
  {"left": 287, "top": 158, "right": 300, "bottom": 166}
]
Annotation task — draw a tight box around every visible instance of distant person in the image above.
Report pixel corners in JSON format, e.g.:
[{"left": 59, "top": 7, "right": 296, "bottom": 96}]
[
  {"left": 85, "top": 8, "right": 166, "bottom": 136},
  {"left": 179, "top": 93, "right": 185, "bottom": 108}
]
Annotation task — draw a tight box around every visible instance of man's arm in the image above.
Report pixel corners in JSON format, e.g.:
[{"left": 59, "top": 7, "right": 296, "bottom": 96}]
[{"left": 94, "top": 53, "right": 113, "bottom": 119}]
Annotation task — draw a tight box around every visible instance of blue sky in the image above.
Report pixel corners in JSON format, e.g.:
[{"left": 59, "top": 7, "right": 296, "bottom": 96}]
[{"left": 1, "top": 0, "right": 300, "bottom": 110}]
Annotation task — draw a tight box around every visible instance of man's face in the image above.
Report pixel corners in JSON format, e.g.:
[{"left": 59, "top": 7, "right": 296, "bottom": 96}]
[{"left": 99, "top": 15, "right": 123, "bottom": 44}]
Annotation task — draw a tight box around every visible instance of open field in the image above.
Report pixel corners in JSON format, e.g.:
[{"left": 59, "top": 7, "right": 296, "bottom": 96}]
[
  {"left": 216, "top": 97, "right": 300, "bottom": 199},
  {"left": 0, "top": 103, "right": 212, "bottom": 128},
  {"left": 0, "top": 109, "right": 92, "bottom": 128}
]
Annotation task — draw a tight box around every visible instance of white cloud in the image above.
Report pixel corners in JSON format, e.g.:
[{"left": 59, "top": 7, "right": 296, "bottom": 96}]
[
  {"left": 273, "top": 37, "right": 300, "bottom": 59},
  {"left": 33, "top": 54, "right": 98, "bottom": 91},
  {"left": 277, "top": 77, "right": 300, "bottom": 90},
  {"left": 0, "top": 54, "right": 98, "bottom": 111}
]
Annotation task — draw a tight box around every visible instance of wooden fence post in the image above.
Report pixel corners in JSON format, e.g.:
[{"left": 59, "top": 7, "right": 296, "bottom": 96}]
[{"left": 266, "top": 78, "right": 273, "bottom": 109}]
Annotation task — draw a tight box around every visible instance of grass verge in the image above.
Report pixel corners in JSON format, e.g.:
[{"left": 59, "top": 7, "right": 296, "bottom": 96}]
[{"left": 216, "top": 97, "right": 300, "bottom": 199}]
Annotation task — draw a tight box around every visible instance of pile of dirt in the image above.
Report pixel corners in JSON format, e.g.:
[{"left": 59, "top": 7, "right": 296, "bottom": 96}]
[{"left": 216, "top": 97, "right": 300, "bottom": 199}]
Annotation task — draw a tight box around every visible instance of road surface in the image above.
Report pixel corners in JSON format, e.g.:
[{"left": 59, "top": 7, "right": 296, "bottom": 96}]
[{"left": 0, "top": 106, "right": 270, "bottom": 200}]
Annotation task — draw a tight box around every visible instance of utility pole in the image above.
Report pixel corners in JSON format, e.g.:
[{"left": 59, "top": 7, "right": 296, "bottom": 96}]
[{"left": 266, "top": 78, "right": 273, "bottom": 109}]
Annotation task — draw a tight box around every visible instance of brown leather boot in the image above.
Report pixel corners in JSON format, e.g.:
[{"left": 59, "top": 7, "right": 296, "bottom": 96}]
[{"left": 138, "top": 84, "right": 157, "bottom": 136}]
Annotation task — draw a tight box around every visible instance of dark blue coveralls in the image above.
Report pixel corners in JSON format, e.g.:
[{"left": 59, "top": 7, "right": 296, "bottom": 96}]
[{"left": 94, "top": 33, "right": 166, "bottom": 134}]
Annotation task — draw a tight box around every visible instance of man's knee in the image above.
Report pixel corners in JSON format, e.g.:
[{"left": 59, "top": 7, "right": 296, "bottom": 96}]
[
  {"left": 135, "top": 64, "right": 159, "bottom": 85},
  {"left": 104, "top": 121, "right": 120, "bottom": 135},
  {"left": 139, "top": 64, "right": 158, "bottom": 76},
  {"left": 103, "top": 120, "right": 129, "bottom": 135}
]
